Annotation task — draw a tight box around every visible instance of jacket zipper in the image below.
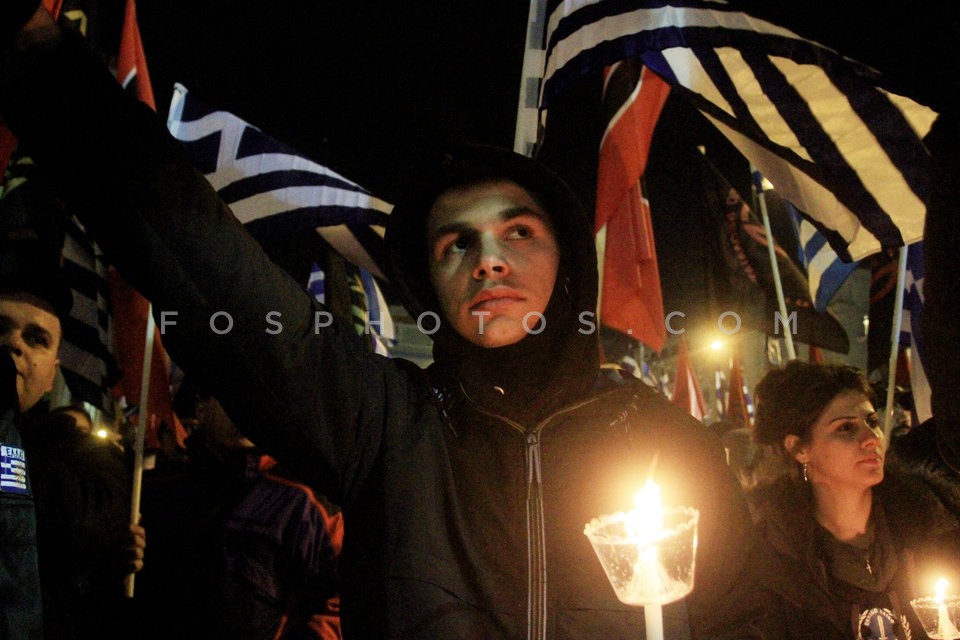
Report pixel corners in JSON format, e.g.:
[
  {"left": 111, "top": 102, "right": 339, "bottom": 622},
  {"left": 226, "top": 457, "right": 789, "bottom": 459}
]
[
  {"left": 526, "top": 430, "right": 546, "bottom": 640},
  {"left": 467, "top": 390, "right": 614, "bottom": 640}
]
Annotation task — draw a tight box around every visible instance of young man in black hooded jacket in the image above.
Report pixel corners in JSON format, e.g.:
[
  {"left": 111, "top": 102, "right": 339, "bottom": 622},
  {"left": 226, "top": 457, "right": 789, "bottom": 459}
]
[{"left": 0, "top": 5, "right": 760, "bottom": 638}]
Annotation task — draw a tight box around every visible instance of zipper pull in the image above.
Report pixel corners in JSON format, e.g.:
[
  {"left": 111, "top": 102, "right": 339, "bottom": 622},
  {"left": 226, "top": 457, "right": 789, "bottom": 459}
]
[{"left": 431, "top": 387, "right": 458, "bottom": 438}]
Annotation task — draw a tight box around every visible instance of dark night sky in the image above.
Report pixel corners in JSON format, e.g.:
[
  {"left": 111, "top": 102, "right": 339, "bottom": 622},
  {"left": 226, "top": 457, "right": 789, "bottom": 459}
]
[{"left": 135, "top": 1, "right": 530, "bottom": 204}]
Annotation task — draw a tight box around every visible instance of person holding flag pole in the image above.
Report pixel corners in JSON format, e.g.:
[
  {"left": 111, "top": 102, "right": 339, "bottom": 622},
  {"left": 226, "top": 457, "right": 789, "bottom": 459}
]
[
  {"left": 123, "top": 308, "right": 154, "bottom": 597},
  {"left": 113, "top": 0, "right": 160, "bottom": 598},
  {"left": 0, "top": 4, "right": 761, "bottom": 638}
]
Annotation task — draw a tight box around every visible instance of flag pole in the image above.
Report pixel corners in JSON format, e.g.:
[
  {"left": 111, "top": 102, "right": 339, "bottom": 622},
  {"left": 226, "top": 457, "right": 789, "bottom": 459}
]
[
  {"left": 751, "top": 166, "right": 797, "bottom": 360},
  {"left": 513, "top": 0, "right": 546, "bottom": 156},
  {"left": 596, "top": 225, "right": 607, "bottom": 320},
  {"left": 882, "top": 246, "right": 909, "bottom": 442},
  {"left": 124, "top": 303, "right": 155, "bottom": 597}
]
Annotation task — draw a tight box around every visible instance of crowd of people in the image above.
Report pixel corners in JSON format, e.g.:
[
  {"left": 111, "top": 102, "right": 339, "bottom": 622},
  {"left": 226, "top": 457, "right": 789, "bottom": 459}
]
[{"left": 2, "top": 2, "right": 960, "bottom": 639}]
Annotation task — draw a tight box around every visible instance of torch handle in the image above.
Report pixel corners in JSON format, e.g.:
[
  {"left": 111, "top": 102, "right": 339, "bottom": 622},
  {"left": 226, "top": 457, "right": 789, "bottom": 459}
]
[{"left": 644, "top": 603, "right": 664, "bottom": 640}]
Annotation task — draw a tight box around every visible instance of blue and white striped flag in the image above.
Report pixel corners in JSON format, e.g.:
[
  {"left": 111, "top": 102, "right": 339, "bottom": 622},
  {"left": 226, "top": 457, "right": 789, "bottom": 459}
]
[
  {"left": 306, "top": 262, "right": 326, "bottom": 304},
  {"left": 789, "top": 206, "right": 859, "bottom": 313},
  {"left": 166, "top": 83, "right": 392, "bottom": 279},
  {"left": 60, "top": 215, "right": 119, "bottom": 410},
  {"left": 359, "top": 267, "right": 395, "bottom": 356},
  {"left": 541, "top": 0, "right": 936, "bottom": 261},
  {"left": 899, "top": 243, "right": 930, "bottom": 422},
  {"left": 714, "top": 369, "right": 726, "bottom": 418},
  {"left": 1, "top": 153, "right": 119, "bottom": 411}
]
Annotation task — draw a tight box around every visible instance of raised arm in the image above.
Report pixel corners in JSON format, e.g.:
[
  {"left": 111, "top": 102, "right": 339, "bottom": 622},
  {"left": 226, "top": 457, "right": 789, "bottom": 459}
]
[{"left": 0, "top": 6, "right": 400, "bottom": 504}]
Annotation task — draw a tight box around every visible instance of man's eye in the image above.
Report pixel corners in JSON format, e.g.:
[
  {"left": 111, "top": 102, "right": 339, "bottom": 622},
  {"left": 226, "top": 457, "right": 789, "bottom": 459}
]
[
  {"left": 434, "top": 235, "right": 466, "bottom": 260},
  {"left": 24, "top": 331, "right": 49, "bottom": 348},
  {"left": 507, "top": 225, "right": 533, "bottom": 240},
  {"left": 440, "top": 236, "right": 472, "bottom": 257}
]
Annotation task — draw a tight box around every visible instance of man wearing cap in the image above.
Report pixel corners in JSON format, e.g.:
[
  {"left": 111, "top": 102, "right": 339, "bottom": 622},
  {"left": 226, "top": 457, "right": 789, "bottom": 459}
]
[
  {"left": 0, "top": 242, "right": 144, "bottom": 639},
  {"left": 0, "top": 277, "right": 62, "bottom": 639},
  {"left": 0, "top": 225, "right": 75, "bottom": 636},
  {"left": 0, "top": 5, "right": 760, "bottom": 638}
]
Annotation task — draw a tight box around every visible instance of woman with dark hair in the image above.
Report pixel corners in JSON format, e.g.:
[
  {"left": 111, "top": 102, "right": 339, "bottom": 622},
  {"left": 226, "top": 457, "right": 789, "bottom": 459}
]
[
  {"left": 749, "top": 360, "right": 960, "bottom": 639},
  {"left": 48, "top": 402, "right": 94, "bottom": 435}
]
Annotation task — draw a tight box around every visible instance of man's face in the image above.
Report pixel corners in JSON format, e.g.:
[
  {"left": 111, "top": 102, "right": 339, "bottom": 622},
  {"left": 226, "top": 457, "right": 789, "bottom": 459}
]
[
  {"left": 427, "top": 180, "right": 560, "bottom": 348},
  {"left": 0, "top": 294, "right": 62, "bottom": 412}
]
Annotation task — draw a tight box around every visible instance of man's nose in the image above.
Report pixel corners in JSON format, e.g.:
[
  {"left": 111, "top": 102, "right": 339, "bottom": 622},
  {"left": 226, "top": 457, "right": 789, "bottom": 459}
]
[
  {"left": 0, "top": 334, "right": 23, "bottom": 356},
  {"left": 472, "top": 237, "right": 509, "bottom": 280}
]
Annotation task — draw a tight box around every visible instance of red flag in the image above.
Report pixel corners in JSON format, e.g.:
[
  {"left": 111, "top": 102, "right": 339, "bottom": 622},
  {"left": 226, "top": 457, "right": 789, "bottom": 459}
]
[
  {"left": 110, "top": 0, "right": 186, "bottom": 445},
  {"left": 725, "top": 353, "right": 750, "bottom": 426},
  {"left": 595, "top": 61, "right": 670, "bottom": 352},
  {"left": 117, "top": 0, "right": 155, "bottom": 109},
  {"left": 671, "top": 337, "right": 708, "bottom": 421},
  {"left": 108, "top": 270, "right": 185, "bottom": 447},
  {"left": 809, "top": 346, "right": 824, "bottom": 363}
]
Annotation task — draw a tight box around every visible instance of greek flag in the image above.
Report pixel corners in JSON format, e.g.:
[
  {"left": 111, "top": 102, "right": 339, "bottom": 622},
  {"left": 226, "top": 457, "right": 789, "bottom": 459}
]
[
  {"left": 59, "top": 215, "right": 119, "bottom": 410},
  {"left": 899, "top": 243, "right": 930, "bottom": 422},
  {"left": 306, "top": 262, "right": 326, "bottom": 304},
  {"left": 168, "top": 86, "right": 395, "bottom": 355},
  {"left": 0, "top": 151, "right": 119, "bottom": 411},
  {"left": 167, "top": 84, "right": 392, "bottom": 279},
  {"left": 789, "top": 205, "right": 859, "bottom": 313},
  {"left": 541, "top": 0, "right": 936, "bottom": 261},
  {"left": 356, "top": 266, "right": 396, "bottom": 356}
]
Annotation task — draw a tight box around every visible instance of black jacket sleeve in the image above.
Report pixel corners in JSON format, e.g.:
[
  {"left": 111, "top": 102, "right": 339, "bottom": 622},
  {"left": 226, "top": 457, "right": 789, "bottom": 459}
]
[{"left": 0, "top": 32, "right": 407, "bottom": 506}]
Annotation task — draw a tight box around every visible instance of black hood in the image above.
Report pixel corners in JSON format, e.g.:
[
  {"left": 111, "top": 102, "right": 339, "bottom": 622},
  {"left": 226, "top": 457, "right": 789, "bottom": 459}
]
[{"left": 385, "top": 143, "right": 600, "bottom": 423}]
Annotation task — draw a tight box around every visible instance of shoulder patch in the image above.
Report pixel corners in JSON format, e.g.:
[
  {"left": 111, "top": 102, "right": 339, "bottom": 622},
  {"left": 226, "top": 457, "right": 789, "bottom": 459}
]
[
  {"left": 0, "top": 442, "right": 30, "bottom": 495},
  {"left": 857, "top": 606, "right": 911, "bottom": 640}
]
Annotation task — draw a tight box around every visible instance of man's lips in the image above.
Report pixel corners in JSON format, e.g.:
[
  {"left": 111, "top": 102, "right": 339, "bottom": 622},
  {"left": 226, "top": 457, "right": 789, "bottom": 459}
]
[
  {"left": 469, "top": 287, "right": 524, "bottom": 311},
  {"left": 858, "top": 455, "right": 883, "bottom": 465}
]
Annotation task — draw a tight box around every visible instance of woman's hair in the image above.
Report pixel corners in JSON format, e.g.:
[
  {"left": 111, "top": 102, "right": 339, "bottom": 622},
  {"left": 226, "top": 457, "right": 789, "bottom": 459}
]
[
  {"left": 49, "top": 402, "right": 92, "bottom": 422},
  {"left": 741, "top": 361, "right": 872, "bottom": 488},
  {"left": 753, "top": 360, "right": 873, "bottom": 452},
  {"left": 47, "top": 402, "right": 94, "bottom": 436}
]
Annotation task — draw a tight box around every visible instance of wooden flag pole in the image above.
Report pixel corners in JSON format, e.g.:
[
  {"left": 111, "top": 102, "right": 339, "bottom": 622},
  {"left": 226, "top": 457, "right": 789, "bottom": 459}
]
[
  {"left": 751, "top": 167, "right": 797, "bottom": 360},
  {"left": 595, "top": 225, "right": 607, "bottom": 320},
  {"left": 124, "top": 303, "right": 155, "bottom": 598},
  {"left": 882, "top": 246, "right": 909, "bottom": 442}
]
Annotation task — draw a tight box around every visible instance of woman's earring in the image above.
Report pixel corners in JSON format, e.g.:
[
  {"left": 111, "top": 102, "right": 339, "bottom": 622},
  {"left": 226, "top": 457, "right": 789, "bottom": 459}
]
[{"left": 802, "top": 462, "right": 809, "bottom": 483}]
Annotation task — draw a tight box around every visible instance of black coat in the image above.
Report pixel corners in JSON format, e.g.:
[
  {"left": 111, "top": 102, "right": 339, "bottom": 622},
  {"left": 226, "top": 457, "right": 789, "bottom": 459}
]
[
  {"left": 748, "top": 462, "right": 960, "bottom": 639},
  {"left": 21, "top": 412, "right": 132, "bottom": 640},
  {"left": 0, "top": 360, "right": 43, "bottom": 640}
]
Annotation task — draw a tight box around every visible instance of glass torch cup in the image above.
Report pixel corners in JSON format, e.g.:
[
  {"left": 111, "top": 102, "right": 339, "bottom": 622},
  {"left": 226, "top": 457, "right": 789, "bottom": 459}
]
[
  {"left": 584, "top": 506, "right": 699, "bottom": 606},
  {"left": 910, "top": 595, "right": 960, "bottom": 640}
]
